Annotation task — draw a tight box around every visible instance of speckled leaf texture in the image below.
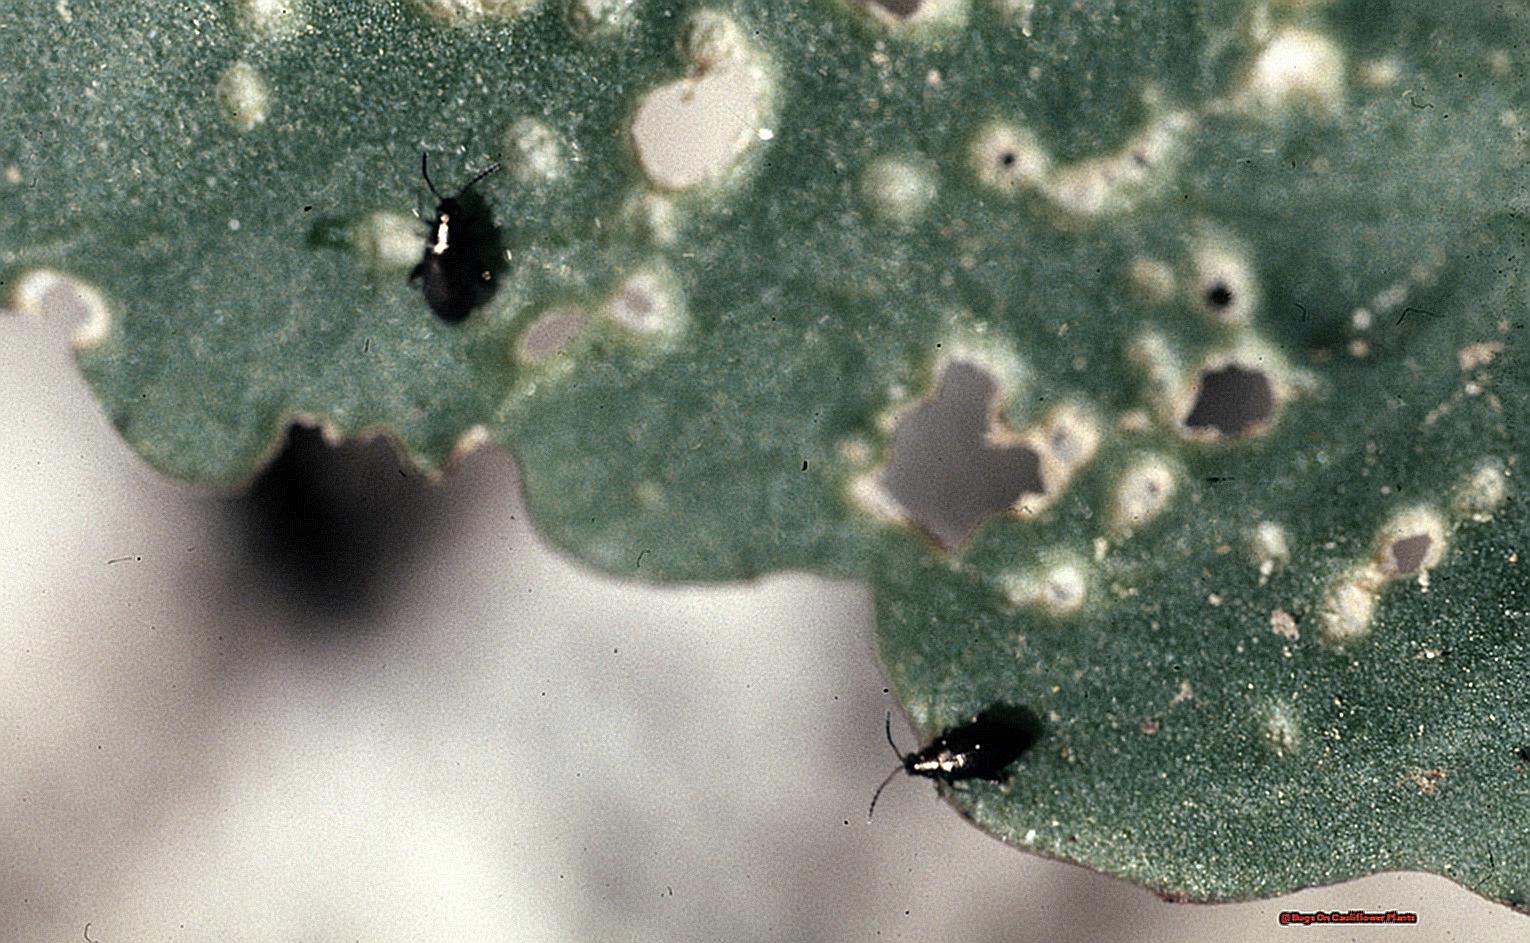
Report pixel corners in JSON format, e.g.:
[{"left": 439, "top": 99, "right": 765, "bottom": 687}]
[{"left": 3, "top": 0, "right": 1527, "bottom": 910}]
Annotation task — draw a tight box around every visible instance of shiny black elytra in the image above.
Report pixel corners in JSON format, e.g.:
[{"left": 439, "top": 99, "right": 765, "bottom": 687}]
[
  {"left": 868, "top": 706, "right": 1043, "bottom": 821},
  {"left": 411, "top": 153, "right": 504, "bottom": 323}
]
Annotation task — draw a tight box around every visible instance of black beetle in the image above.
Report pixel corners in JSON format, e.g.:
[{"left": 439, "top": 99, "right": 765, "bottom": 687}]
[
  {"left": 868, "top": 705, "right": 1042, "bottom": 821},
  {"left": 412, "top": 153, "right": 504, "bottom": 323}
]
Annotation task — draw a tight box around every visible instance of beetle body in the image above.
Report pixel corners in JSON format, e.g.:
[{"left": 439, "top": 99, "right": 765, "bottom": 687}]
[
  {"left": 411, "top": 154, "right": 504, "bottom": 323},
  {"left": 868, "top": 706, "right": 1042, "bottom": 820}
]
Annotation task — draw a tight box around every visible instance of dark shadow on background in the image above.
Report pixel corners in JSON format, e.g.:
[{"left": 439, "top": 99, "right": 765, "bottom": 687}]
[{"left": 223, "top": 425, "right": 464, "bottom": 629}]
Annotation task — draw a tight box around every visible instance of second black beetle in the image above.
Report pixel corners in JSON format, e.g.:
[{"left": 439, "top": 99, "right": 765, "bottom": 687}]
[
  {"left": 412, "top": 153, "right": 505, "bottom": 323},
  {"left": 868, "top": 705, "right": 1043, "bottom": 820}
]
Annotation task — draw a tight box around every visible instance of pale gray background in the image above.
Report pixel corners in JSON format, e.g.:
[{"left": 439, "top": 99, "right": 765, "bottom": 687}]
[{"left": 5, "top": 284, "right": 1523, "bottom": 942}]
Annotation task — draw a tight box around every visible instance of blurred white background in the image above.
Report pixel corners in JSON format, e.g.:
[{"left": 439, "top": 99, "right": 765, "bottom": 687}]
[{"left": 5, "top": 286, "right": 1523, "bottom": 942}]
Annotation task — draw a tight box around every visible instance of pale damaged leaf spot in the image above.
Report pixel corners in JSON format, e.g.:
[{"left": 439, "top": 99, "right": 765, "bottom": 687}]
[
  {"left": 1126, "top": 331, "right": 1181, "bottom": 402},
  {"left": 1236, "top": 29, "right": 1346, "bottom": 115},
  {"left": 416, "top": 0, "right": 541, "bottom": 22},
  {"left": 449, "top": 424, "right": 493, "bottom": 464},
  {"left": 1261, "top": 705, "right": 1302, "bottom": 757},
  {"left": 352, "top": 212, "right": 424, "bottom": 271},
  {"left": 1319, "top": 567, "right": 1382, "bottom": 646},
  {"left": 1042, "top": 112, "right": 1195, "bottom": 221},
  {"left": 1109, "top": 456, "right": 1177, "bottom": 536},
  {"left": 1250, "top": 521, "right": 1290, "bottom": 585},
  {"left": 504, "top": 118, "right": 568, "bottom": 184},
  {"left": 681, "top": 9, "right": 753, "bottom": 71},
  {"left": 604, "top": 267, "right": 684, "bottom": 339},
  {"left": 236, "top": 0, "right": 305, "bottom": 38},
  {"left": 515, "top": 306, "right": 589, "bottom": 365},
  {"left": 1321, "top": 508, "right": 1449, "bottom": 645},
  {"left": 1189, "top": 241, "right": 1257, "bottom": 327},
  {"left": 1001, "top": 556, "right": 1089, "bottom": 617},
  {"left": 215, "top": 61, "right": 270, "bottom": 131},
  {"left": 970, "top": 113, "right": 1195, "bottom": 222},
  {"left": 622, "top": 191, "right": 680, "bottom": 245},
  {"left": 969, "top": 122, "right": 1050, "bottom": 193},
  {"left": 860, "top": 157, "right": 937, "bottom": 224},
  {"left": 567, "top": 0, "right": 634, "bottom": 35},
  {"left": 1453, "top": 460, "right": 1509, "bottom": 523},
  {"left": 1128, "top": 258, "right": 1177, "bottom": 305},
  {"left": 1457, "top": 341, "right": 1504, "bottom": 373},
  {"left": 992, "top": 0, "right": 1036, "bottom": 36},
  {"left": 1357, "top": 57, "right": 1402, "bottom": 90}
]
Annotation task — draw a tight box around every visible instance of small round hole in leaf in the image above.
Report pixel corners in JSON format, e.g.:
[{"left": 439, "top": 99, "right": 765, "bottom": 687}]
[{"left": 1204, "top": 281, "right": 1233, "bottom": 310}]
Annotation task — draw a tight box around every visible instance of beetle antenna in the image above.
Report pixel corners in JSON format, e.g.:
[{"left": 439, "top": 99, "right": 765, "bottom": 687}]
[
  {"left": 884, "top": 710, "right": 904, "bottom": 758},
  {"left": 457, "top": 161, "right": 502, "bottom": 196},
  {"left": 421, "top": 152, "right": 444, "bottom": 200},
  {"left": 867, "top": 765, "right": 902, "bottom": 822},
  {"left": 868, "top": 711, "right": 909, "bottom": 822}
]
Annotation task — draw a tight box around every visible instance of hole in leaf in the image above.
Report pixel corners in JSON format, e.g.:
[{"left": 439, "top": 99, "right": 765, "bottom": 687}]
[
  {"left": 631, "top": 58, "right": 767, "bottom": 191},
  {"left": 1371, "top": 508, "right": 1446, "bottom": 578},
  {"left": 880, "top": 361, "right": 1044, "bottom": 551},
  {"left": 1388, "top": 533, "right": 1433, "bottom": 574},
  {"left": 1183, "top": 365, "right": 1274, "bottom": 438},
  {"left": 1204, "top": 281, "right": 1233, "bottom": 310}
]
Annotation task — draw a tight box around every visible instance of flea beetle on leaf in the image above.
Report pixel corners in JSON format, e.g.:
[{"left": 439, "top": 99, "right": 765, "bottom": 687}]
[
  {"left": 412, "top": 153, "right": 505, "bottom": 323},
  {"left": 868, "top": 705, "right": 1043, "bottom": 821}
]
